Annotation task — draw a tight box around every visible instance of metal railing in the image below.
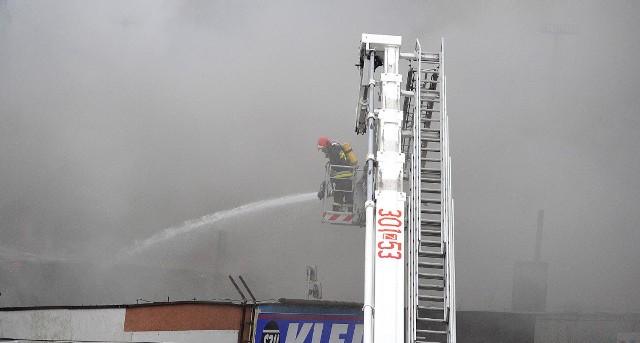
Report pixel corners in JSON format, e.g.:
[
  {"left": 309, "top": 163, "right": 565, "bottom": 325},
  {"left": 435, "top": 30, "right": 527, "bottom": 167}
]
[
  {"left": 321, "top": 164, "right": 360, "bottom": 214},
  {"left": 440, "top": 39, "right": 457, "bottom": 342}
]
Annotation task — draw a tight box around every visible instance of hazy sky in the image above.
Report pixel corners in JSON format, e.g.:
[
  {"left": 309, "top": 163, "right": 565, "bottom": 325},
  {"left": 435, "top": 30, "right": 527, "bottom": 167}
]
[{"left": 1, "top": 0, "right": 639, "bottom": 312}]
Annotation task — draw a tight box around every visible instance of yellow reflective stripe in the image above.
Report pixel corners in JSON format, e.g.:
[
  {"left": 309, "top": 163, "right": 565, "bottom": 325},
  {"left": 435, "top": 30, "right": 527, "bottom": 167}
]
[{"left": 333, "top": 173, "right": 354, "bottom": 179}]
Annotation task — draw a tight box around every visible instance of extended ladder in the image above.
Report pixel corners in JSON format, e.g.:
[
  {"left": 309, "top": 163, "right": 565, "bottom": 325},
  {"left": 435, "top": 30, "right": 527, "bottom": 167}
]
[
  {"left": 402, "top": 40, "right": 456, "bottom": 343},
  {"left": 353, "top": 34, "right": 455, "bottom": 343}
]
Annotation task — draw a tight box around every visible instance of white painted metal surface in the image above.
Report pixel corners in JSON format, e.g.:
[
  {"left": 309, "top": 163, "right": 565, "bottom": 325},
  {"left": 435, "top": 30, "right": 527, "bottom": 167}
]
[
  {"left": 0, "top": 308, "right": 131, "bottom": 342},
  {"left": 361, "top": 33, "right": 402, "bottom": 51},
  {"left": 373, "top": 40, "right": 405, "bottom": 343},
  {"left": 358, "top": 33, "right": 406, "bottom": 343},
  {"left": 132, "top": 330, "right": 237, "bottom": 343},
  {"left": 0, "top": 309, "right": 238, "bottom": 343}
]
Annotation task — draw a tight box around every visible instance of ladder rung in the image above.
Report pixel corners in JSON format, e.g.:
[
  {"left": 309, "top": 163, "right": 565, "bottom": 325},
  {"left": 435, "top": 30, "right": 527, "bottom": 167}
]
[
  {"left": 418, "top": 272, "right": 444, "bottom": 280},
  {"left": 421, "top": 128, "right": 440, "bottom": 133},
  {"left": 419, "top": 59, "right": 441, "bottom": 65},
  {"left": 417, "top": 305, "right": 445, "bottom": 312},
  {"left": 421, "top": 229, "right": 441, "bottom": 236},
  {"left": 420, "top": 90, "right": 440, "bottom": 97},
  {"left": 421, "top": 118, "right": 441, "bottom": 122},
  {"left": 421, "top": 167, "right": 441, "bottom": 173},
  {"left": 421, "top": 198, "right": 441, "bottom": 204},
  {"left": 421, "top": 147, "right": 441, "bottom": 152},
  {"left": 421, "top": 81, "right": 441, "bottom": 86},
  {"left": 421, "top": 133, "right": 440, "bottom": 140},
  {"left": 421, "top": 219, "right": 441, "bottom": 226},
  {"left": 421, "top": 240, "right": 440, "bottom": 248},
  {"left": 401, "top": 52, "right": 440, "bottom": 62},
  {"left": 421, "top": 137, "right": 440, "bottom": 143},
  {"left": 416, "top": 328, "right": 448, "bottom": 335},
  {"left": 422, "top": 76, "right": 441, "bottom": 82},
  {"left": 421, "top": 177, "right": 441, "bottom": 183},
  {"left": 421, "top": 109, "right": 441, "bottom": 112},
  {"left": 416, "top": 316, "right": 447, "bottom": 324},
  {"left": 421, "top": 52, "right": 440, "bottom": 60},
  {"left": 421, "top": 158, "right": 441, "bottom": 163},
  {"left": 421, "top": 209, "right": 441, "bottom": 215},
  {"left": 419, "top": 284, "right": 445, "bottom": 292},
  {"left": 419, "top": 250, "right": 444, "bottom": 258},
  {"left": 419, "top": 261, "right": 444, "bottom": 269},
  {"left": 421, "top": 188, "right": 441, "bottom": 194},
  {"left": 419, "top": 294, "right": 444, "bottom": 302}
]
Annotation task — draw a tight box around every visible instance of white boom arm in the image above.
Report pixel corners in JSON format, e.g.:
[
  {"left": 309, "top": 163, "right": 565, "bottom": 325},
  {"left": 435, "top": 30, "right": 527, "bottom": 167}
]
[{"left": 360, "top": 33, "right": 406, "bottom": 343}]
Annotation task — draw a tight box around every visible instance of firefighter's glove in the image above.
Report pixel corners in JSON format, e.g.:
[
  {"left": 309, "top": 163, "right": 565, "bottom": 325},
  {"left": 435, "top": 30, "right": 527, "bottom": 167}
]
[{"left": 317, "top": 181, "right": 326, "bottom": 200}]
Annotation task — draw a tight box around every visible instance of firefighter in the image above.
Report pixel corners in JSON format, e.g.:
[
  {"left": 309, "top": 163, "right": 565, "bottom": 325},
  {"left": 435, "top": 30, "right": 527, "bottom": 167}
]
[{"left": 317, "top": 137, "right": 354, "bottom": 212}]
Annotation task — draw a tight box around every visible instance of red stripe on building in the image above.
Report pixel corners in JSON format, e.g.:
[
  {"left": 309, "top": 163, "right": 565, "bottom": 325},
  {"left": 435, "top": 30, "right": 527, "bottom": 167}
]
[{"left": 124, "top": 304, "right": 243, "bottom": 332}]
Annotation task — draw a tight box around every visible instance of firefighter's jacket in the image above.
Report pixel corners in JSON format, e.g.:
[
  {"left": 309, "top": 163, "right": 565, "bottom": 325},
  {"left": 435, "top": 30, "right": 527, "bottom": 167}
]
[{"left": 324, "top": 143, "right": 353, "bottom": 179}]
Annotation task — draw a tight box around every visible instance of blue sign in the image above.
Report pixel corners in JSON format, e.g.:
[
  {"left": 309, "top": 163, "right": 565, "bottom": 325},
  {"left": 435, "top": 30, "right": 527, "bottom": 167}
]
[{"left": 255, "top": 312, "right": 364, "bottom": 343}]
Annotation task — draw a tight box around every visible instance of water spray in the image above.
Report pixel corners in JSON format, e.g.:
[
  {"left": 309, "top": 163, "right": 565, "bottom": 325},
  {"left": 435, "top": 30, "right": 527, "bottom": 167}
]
[{"left": 118, "top": 192, "right": 317, "bottom": 259}]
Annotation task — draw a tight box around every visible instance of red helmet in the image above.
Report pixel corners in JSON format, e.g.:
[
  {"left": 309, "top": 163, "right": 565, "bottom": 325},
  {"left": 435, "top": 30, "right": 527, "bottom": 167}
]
[{"left": 317, "top": 137, "right": 330, "bottom": 150}]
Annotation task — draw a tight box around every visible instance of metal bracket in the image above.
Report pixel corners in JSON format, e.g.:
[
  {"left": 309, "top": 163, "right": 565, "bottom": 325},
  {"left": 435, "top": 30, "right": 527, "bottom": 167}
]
[{"left": 364, "top": 200, "right": 375, "bottom": 209}]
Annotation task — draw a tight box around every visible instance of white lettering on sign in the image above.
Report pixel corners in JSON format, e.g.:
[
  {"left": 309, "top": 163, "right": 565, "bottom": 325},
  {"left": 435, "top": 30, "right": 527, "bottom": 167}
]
[
  {"left": 311, "top": 323, "right": 323, "bottom": 343},
  {"left": 285, "top": 323, "right": 313, "bottom": 343},
  {"left": 352, "top": 324, "right": 363, "bottom": 343},
  {"left": 376, "top": 208, "right": 403, "bottom": 259},
  {"left": 279, "top": 323, "right": 363, "bottom": 343},
  {"left": 328, "top": 323, "right": 348, "bottom": 343}
]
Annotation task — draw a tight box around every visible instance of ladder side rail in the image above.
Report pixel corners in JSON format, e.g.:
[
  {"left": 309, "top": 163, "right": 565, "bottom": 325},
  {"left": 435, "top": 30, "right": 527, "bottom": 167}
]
[
  {"left": 406, "top": 47, "right": 421, "bottom": 343},
  {"left": 445, "top": 77, "right": 457, "bottom": 343},
  {"left": 441, "top": 37, "right": 456, "bottom": 342},
  {"left": 405, "top": 47, "right": 416, "bottom": 343},
  {"left": 444, "top": 120, "right": 451, "bottom": 324},
  {"left": 405, "top": 151, "right": 412, "bottom": 343},
  {"left": 414, "top": 40, "right": 422, "bottom": 343},
  {"left": 409, "top": 39, "right": 423, "bottom": 343},
  {"left": 403, "top": 62, "right": 413, "bottom": 343},
  {"left": 363, "top": 49, "right": 376, "bottom": 343},
  {"left": 449, "top": 198, "right": 457, "bottom": 343},
  {"left": 447, "top": 70, "right": 454, "bottom": 331},
  {"left": 322, "top": 164, "right": 331, "bottom": 218},
  {"left": 406, "top": 154, "right": 416, "bottom": 343},
  {"left": 439, "top": 40, "right": 450, "bottom": 324}
]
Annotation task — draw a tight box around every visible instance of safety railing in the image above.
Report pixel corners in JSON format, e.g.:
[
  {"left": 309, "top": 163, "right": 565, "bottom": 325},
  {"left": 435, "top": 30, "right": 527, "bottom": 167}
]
[
  {"left": 320, "top": 164, "right": 362, "bottom": 225},
  {"left": 440, "top": 39, "right": 456, "bottom": 343}
]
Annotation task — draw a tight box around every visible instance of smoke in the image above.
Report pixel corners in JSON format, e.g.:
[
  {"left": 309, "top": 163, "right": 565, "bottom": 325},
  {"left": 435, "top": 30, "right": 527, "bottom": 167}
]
[{"left": 0, "top": 0, "right": 639, "bottom": 312}]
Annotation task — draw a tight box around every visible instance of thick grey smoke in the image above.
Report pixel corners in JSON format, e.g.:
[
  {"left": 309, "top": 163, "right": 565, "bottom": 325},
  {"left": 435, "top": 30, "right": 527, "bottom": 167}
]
[{"left": 0, "top": 0, "right": 639, "bottom": 313}]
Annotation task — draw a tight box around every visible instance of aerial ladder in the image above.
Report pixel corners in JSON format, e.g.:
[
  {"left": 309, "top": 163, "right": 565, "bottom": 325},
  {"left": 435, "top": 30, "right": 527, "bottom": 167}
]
[{"left": 348, "top": 33, "right": 456, "bottom": 343}]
